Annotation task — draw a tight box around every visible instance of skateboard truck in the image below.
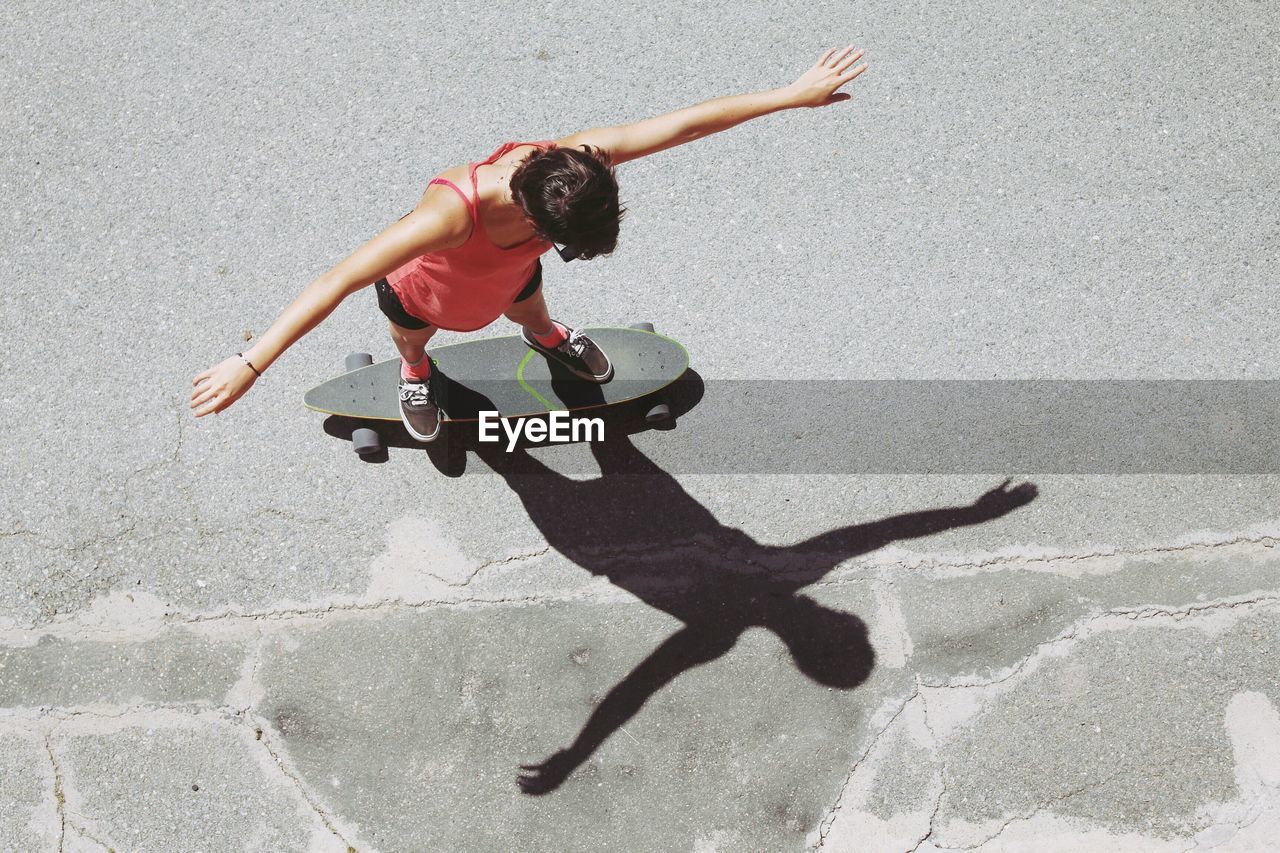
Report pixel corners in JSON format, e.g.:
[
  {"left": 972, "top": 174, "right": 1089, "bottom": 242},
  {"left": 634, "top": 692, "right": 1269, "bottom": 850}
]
[
  {"left": 629, "top": 323, "right": 671, "bottom": 423},
  {"left": 344, "top": 352, "right": 384, "bottom": 455}
]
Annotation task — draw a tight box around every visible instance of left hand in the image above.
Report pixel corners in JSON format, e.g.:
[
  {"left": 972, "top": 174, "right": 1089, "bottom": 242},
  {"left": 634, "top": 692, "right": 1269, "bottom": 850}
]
[
  {"left": 970, "top": 479, "right": 1039, "bottom": 517},
  {"left": 190, "top": 355, "right": 259, "bottom": 417},
  {"left": 783, "top": 45, "right": 868, "bottom": 108}
]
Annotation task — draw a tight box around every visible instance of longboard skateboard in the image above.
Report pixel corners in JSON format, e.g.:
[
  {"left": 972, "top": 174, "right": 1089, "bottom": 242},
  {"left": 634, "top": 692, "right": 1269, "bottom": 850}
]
[{"left": 304, "top": 323, "right": 689, "bottom": 455}]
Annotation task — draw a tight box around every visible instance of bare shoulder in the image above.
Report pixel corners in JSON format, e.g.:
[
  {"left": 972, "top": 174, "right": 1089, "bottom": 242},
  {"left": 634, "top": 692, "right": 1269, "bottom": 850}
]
[
  {"left": 409, "top": 164, "right": 473, "bottom": 248},
  {"left": 406, "top": 144, "right": 547, "bottom": 248}
]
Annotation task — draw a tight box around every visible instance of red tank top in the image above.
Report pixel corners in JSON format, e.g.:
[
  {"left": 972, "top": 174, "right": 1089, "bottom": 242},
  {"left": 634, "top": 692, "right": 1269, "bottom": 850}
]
[{"left": 386, "top": 140, "right": 557, "bottom": 332}]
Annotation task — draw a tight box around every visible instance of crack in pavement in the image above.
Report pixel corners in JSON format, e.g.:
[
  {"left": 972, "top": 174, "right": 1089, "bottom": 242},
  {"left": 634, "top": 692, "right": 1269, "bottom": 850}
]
[
  {"left": 1184, "top": 808, "right": 1268, "bottom": 853},
  {"left": 3, "top": 571, "right": 1278, "bottom": 652},
  {"left": 8, "top": 591, "right": 1279, "bottom": 851},
  {"left": 6, "top": 527, "right": 1277, "bottom": 635},
  {"left": 123, "top": 406, "right": 187, "bottom": 490},
  {"left": 907, "top": 687, "right": 948, "bottom": 853},
  {"left": 919, "top": 594, "right": 1280, "bottom": 693},
  {"left": 5, "top": 702, "right": 238, "bottom": 723},
  {"left": 233, "top": 706, "right": 360, "bottom": 852},
  {"left": 901, "top": 694, "right": 1136, "bottom": 852},
  {"left": 809, "top": 532, "right": 1280, "bottom": 584},
  {"left": 63, "top": 809, "right": 113, "bottom": 853},
  {"left": 424, "top": 544, "right": 554, "bottom": 588},
  {"left": 179, "top": 590, "right": 607, "bottom": 625},
  {"left": 929, "top": 768, "right": 1127, "bottom": 851},
  {"left": 810, "top": 685, "right": 923, "bottom": 850},
  {"left": 1113, "top": 595, "right": 1280, "bottom": 621},
  {"left": 42, "top": 732, "right": 66, "bottom": 853},
  {"left": 883, "top": 598, "right": 1279, "bottom": 851},
  {"left": 400, "top": 530, "right": 1280, "bottom": 589},
  {"left": 7, "top": 525, "right": 1277, "bottom": 619},
  {"left": 25, "top": 703, "right": 360, "bottom": 852}
]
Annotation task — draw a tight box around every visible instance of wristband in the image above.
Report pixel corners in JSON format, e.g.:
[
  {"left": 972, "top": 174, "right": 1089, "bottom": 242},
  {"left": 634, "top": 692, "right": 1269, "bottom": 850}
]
[{"left": 237, "top": 352, "right": 263, "bottom": 378}]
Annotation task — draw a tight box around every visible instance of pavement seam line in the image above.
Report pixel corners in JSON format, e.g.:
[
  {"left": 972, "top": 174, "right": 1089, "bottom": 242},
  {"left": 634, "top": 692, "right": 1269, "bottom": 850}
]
[
  {"left": 4, "top": 568, "right": 1278, "bottom": 647},
  {"left": 7, "top": 526, "right": 1276, "bottom": 609},
  {"left": 6, "top": 530, "right": 1278, "bottom": 644}
]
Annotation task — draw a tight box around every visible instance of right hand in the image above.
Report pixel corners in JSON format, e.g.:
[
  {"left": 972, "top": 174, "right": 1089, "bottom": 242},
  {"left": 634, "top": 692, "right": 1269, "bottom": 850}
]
[
  {"left": 782, "top": 45, "right": 868, "bottom": 109},
  {"left": 191, "top": 356, "right": 259, "bottom": 417}
]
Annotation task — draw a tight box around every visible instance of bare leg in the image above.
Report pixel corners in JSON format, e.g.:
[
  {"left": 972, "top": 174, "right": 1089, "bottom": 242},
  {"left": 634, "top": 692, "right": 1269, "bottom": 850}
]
[
  {"left": 388, "top": 320, "right": 443, "bottom": 441},
  {"left": 505, "top": 285, "right": 613, "bottom": 382},
  {"left": 504, "top": 287, "right": 555, "bottom": 338},
  {"left": 388, "top": 321, "right": 437, "bottom": 368}
]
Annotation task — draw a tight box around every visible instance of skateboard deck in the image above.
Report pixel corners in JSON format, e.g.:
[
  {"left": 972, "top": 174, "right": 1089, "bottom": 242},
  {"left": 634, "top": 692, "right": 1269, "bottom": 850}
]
[{"left": 304, "top": 326, "right": 688, "bottom": 423}]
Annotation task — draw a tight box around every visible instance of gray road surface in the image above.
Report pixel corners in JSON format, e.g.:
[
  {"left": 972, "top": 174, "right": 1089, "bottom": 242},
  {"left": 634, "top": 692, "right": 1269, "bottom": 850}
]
[{"left": 2, "top": 0, "right": 1278, "bottom": 850}]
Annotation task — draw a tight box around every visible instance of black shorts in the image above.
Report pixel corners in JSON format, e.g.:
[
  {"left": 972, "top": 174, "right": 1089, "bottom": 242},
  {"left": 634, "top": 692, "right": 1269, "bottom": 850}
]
[{"left": 374, "top": 260, "right": 543, "bottom": 331}]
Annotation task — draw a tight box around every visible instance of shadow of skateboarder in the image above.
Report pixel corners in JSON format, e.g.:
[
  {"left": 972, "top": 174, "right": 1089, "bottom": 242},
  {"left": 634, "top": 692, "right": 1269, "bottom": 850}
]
[{"left": 472, "top": 434, "right": 1037, "bottom": 794}]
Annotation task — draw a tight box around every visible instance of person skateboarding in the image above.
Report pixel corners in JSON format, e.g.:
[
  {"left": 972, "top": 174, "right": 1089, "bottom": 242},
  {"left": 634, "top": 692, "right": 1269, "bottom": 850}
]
[{"left": 190, "top": 46, "right": 869, "bottom": 442}]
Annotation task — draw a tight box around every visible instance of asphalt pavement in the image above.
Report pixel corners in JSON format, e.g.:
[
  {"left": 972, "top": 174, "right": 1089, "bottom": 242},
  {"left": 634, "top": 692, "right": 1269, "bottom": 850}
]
[{"left": 1, "top": 0, "right": 1278, "bottom": 850}]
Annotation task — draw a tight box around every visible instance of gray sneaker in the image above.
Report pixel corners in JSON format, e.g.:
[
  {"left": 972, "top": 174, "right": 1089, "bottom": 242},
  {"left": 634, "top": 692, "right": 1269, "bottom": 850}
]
[
  {"left": 520, "top": 323, "right": 613, "bottom": 383},
  {"left": 398, "top": 371, "right": 443, "bottom": 443}
]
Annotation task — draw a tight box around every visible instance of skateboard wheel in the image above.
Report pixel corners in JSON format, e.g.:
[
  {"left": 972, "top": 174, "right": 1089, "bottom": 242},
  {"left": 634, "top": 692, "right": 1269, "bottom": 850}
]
[
  {"left": 345, "top": 352, "right": 374, "bottom": 372},
  {"left": 352, "top": 427, "right": 382, "bottom": 455},
  {"left": 645, "top": 399, "right": 671, "bottom": 423},
  {"left": 630, "top": 322, "right": 656, "bottom": 332}
]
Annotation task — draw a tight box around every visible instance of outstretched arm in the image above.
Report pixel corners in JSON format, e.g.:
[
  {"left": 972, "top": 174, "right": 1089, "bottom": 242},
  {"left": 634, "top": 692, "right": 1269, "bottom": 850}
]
[
  {"left": 785, "top": 481, "right": 1039, "bottom": 575},
  {"left": 556, "top": 45, "right": 868, "bottom": 165},
  {"left": 189, "top": 203, "right": 466, "bottom": 417}
]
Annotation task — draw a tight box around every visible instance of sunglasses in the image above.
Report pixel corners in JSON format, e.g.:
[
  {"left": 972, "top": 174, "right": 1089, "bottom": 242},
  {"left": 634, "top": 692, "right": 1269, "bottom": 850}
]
[{"left": 549, "top": 240, "right": 582, "bottom": 262}]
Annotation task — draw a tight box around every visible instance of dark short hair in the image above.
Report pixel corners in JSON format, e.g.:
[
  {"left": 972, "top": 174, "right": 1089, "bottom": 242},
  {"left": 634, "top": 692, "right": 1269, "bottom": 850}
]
[{"left": 509, "top": 144, "right": 625, "bottom": 260}]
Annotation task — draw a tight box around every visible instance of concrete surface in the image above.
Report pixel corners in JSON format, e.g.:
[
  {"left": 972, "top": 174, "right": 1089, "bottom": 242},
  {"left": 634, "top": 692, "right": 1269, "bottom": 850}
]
[{"left": 2, "top": 0, "right": 1278, "bottom": 850}]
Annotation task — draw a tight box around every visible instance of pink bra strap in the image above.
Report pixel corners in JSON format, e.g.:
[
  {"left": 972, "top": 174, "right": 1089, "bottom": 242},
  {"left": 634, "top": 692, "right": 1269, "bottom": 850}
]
[{"left": 428, "top": 178, "right": 475, "bottom": 219}]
